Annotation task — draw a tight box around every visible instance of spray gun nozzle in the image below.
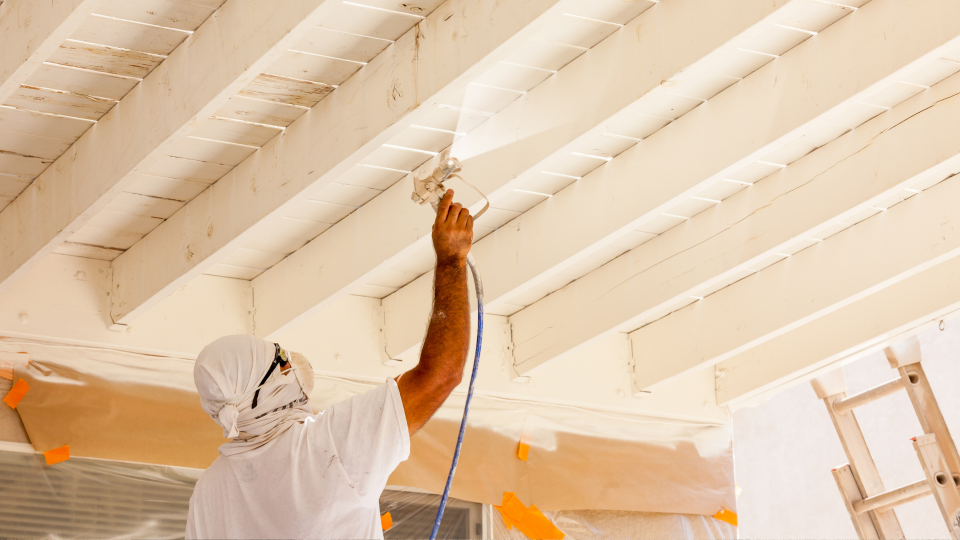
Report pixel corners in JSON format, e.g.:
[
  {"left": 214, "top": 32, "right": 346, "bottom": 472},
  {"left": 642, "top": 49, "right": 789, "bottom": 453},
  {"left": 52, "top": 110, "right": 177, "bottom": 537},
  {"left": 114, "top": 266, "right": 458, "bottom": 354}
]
[{"left": 411, "top": 150, "right": 489, "bottom": 219}]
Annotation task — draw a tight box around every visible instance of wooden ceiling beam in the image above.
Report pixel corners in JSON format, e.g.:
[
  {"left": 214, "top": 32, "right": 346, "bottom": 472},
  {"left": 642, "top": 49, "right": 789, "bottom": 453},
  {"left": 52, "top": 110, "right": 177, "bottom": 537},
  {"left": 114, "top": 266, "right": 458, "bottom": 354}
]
[
  {"left": 0, "top": 0, "right": 106, "bottom": 103},
  {"left": 715, "top": 248, "right": 960, "bottom": 409},
  {"left": 0, "top": 0, "right": 340, "bottom": 298},
  {"left": 629, "top": 129, "right": 960, "bottom": 393},
  {"left": 246, "top": 0, "right": 799, "bottom": 339},
  {"left": 385, "top": 0, "right": 960, "bottom": 366},
  {"left": 108, "top": 0, "right": 594, "bottom": 328}
]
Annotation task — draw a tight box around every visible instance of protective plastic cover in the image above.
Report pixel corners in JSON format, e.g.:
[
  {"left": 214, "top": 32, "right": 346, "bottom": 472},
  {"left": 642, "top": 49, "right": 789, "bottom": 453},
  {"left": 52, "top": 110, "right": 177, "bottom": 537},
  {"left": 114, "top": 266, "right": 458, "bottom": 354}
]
[{"left": 3, "top": 339, "right": 736, "bottom": 520}]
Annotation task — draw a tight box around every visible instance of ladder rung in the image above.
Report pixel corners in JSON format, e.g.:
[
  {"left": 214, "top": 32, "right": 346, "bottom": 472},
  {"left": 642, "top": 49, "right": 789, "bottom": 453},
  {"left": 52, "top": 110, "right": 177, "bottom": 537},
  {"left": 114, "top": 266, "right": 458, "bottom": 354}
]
[
  {"left": 872, "top": 489, "right": 932, "bottom": 515},
  {"left": 834, "top": 378, "right": 905, "bottom": 414},
  {"left": 853, "top": 479, "right": 931, "bottom": 514}
]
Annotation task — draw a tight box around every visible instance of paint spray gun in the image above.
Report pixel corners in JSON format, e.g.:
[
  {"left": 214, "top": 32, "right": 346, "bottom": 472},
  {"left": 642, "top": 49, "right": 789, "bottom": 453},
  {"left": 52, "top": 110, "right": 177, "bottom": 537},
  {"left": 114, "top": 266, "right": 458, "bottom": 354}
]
[
  {"left": 411, "top": 149, "right": 489, "bottom": 218},
  {"left": 410, "top": 150, "right": 487, "bottom": 539}
]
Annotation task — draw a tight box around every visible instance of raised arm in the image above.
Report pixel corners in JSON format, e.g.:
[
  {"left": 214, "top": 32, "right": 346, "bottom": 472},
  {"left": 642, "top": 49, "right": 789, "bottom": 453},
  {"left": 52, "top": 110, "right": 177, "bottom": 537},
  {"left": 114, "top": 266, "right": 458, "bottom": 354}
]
[{"left": 396, "top": 189, "right": 473, "bottom": 435}]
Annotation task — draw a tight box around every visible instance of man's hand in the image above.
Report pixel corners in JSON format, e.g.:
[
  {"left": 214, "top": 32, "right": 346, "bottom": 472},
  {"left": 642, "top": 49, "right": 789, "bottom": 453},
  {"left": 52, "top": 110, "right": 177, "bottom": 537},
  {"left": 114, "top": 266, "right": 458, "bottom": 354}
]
[
  {"left": 432, "top": 189, "right": 473, "bottom": 265},
  {"left": 396, "top": 189, "right": 474, "bottom": 435}
]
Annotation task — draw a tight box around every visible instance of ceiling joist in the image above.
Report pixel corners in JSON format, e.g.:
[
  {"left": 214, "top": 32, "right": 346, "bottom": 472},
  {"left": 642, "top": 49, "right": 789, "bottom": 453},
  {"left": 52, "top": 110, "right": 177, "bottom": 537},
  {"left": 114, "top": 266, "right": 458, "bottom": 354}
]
[
  {"left": 0, "top": 0, "right": 339, "bottom": 299},
  {"left": 250, "top": 0, "right": 804, "bottom": 340},
  {"left": 632, "top": 109, "right": 960, "bottom": 391},
  {"left": 386, "top": 0, "right": 960, "bottom": 368},
  {"left": 0, "top": 0, "right": 106, "bottom": 103},
  {"left": 109, "top": 0, "right": 577, "bottom": 327}
]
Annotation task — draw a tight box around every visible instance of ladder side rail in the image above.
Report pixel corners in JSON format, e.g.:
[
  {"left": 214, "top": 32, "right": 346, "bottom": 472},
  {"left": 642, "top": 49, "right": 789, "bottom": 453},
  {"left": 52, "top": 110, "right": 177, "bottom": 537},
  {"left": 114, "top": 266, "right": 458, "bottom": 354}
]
[
  {"left": 884, "top": 336, "right": 960, "bottom": 476},
  {"left": 912, "top": 434, "right": 960, "bottom": 539},
  {"left": 834, "top": 465, "right": 882, "bottom": 540}
]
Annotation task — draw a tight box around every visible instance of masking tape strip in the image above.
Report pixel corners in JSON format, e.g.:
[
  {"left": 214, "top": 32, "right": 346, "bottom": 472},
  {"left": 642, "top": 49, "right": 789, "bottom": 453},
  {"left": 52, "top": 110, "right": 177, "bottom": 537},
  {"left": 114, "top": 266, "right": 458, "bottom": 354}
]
[
  {"left": 713, "top": 509, "right": 738, "bottom": 527},
  {"left": 3, "top": 378, "right": 29, "bottom": 408},
  {"left": 498, "top": 492, "right": 565, "bottom": 539},
  {"left": 517, "top": 441, "right": 529, "bottom": 461},
  {"left": 380, "top": 511, "right": 392, "bottom": 531},
  {"left": 44, "top": 445, "right": 70, "bottom": 466}
]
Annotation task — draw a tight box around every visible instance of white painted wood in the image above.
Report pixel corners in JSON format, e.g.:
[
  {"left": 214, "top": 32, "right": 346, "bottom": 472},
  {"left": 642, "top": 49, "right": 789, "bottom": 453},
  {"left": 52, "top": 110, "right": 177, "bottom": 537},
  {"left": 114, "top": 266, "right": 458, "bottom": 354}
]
[
  {"left": 95, "top": 0, "right": 215, "bottom": 32},
  {"left": 4, "top": 85, "right": 116, "bottom": 120},
  {"left": 213, "top": 96, "right": 305, "bottom": 128},
  {"left": 0, "top": 0, "right": 106, "bottom": 103},
  {"left": 25, "top": 63, "right": 138, "bottom": 101},
  {"left": 715, "top": 255, "right": 960, "bottom": 408},
  {"left": 49, "top": 40, "right": 165, "bottom": 79},
  {"left": 71, "top": 14, "right": 190, "bottom": 56},
  {"left": 811, "top": 369, "right": 846, "bottom": 400},
  {"left": 383, "top": 0, "right": 960, "bottom": 366},
  {"left": 238, "top": 73, "right": 333, "bottom": 108},
  {"left": 883, "top": 335, "right": 923, "bottom": 369},
  {"left": 631, "top": 166, "right": 960, "bottom": 392},
  {"left": 0, "top": 0, "right": 345, "bottom": 299},
  {"left": 109, "top": 0, "right": 587, "bottom": 326},
  {"left": 245, "top": 0, "right": 805, "bottom": 340},
  {"left": 0, "top": 252, "right": 728, "bottom": 426},
  {"left": 0, "top": 105, "right": 92, "bottom": 141},
  {"left": 512, "top": 71, "right": 960, "bottom": 380}
]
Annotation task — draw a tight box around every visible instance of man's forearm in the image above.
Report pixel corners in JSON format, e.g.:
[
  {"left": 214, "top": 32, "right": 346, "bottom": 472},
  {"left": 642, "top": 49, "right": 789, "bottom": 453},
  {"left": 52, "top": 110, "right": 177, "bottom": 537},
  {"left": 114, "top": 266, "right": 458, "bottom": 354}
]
[
  {"left": 396, "top": 189, "right": 474, "bottom": 435},
  {"left": 417, "top": 259, "right": 470, "bottom": 383},
  {"left": 396, "top": 258, "right": 471, "bottom": 434}
]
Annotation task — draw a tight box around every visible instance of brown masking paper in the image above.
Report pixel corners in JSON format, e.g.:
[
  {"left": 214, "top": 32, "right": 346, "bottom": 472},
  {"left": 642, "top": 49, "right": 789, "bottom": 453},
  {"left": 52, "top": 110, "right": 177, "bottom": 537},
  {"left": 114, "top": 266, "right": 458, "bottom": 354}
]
[{"left": 9, "top": 341, "right": 734, "bottom": 515}]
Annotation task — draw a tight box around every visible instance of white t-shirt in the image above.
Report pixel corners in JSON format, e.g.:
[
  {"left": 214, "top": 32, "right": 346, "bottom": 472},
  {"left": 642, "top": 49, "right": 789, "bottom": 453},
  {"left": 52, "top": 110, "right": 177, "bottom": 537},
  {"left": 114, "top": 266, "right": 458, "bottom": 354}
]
[{"left": 186, "top": 379, "right": 410, "bottom": 540}]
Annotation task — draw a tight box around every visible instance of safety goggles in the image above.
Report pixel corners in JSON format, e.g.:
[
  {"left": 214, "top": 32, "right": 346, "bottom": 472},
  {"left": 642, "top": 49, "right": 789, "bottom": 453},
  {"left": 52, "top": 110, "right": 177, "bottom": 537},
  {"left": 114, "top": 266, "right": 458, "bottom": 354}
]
[{"left": 251, "top": 343, "right": 289, "bottom": 409}]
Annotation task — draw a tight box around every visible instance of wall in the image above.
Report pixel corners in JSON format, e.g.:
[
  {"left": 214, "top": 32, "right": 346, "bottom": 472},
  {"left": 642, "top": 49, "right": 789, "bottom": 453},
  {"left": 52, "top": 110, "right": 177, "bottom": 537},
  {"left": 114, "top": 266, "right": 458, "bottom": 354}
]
[{"left": 734, "top": 324, "right": 960, "bottom": 539}]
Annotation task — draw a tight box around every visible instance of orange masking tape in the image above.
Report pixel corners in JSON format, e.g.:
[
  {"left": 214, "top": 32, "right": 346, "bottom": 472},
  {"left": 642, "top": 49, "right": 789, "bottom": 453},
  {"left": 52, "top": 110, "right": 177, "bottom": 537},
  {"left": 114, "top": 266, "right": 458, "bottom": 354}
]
[
  {"left": 494, "top": 505, "right": 521, "bottom": 529},
  {"left": 44, "top": 445, "right": 70, "bottom": 466},
  {"left": 502, "top": 492, "right": 527, "bottom": 521},
  {"left": 713, "top": 509, "right": 738, "bottom": 526},
  {"left": 380, "top": 511, "right": 393, "bottom": 531},
  {"left": 518, "top": 505, "right": 565, "bottom": 540},
  {"left": 517, "top": 441, "right": 529, "bottom": 461},
  {"left": 3, "top": 378, "right": 29, "bottom": 409}
]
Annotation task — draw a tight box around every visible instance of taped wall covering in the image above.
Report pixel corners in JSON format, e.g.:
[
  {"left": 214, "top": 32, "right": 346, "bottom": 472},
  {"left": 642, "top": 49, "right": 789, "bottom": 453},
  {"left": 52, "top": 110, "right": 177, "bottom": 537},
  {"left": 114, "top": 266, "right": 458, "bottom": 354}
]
[{"left": 5, "top": 339, "right": 736, "bottom": 516}]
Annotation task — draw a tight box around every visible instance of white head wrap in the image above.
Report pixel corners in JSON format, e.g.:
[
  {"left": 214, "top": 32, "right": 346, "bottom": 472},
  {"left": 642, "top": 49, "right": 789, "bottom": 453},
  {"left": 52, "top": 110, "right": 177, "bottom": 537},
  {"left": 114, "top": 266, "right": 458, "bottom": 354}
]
[{"left": 194, "top": 335, "right": 313, "bottom": 456}]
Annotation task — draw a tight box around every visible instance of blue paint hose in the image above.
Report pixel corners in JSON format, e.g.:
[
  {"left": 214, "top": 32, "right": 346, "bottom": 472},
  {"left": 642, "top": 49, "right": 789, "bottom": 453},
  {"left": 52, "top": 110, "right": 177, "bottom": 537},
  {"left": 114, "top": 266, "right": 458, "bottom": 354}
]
[{"left": 429, "top": 252, "right": 483, "bottom": 539}]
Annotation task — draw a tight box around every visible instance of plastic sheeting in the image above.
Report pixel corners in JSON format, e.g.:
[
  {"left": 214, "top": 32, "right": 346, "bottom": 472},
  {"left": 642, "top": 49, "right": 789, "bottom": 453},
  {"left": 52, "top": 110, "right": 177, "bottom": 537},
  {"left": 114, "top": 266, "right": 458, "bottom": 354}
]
[
  {"left": 3, "top": 339, "right": 736, "bottom": 518},
  {"left": 0, "top": 447, "right": 201, "bottom": 539}
]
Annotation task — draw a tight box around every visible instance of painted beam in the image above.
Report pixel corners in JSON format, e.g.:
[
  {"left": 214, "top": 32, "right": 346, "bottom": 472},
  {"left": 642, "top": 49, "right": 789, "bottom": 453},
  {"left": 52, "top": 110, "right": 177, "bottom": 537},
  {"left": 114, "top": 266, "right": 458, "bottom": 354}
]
[
  {"left": 511, "top": 64, "right": 960, "bottom": 377},
  {"left": 389, "top": 0, "right": 960, "bottom": 364},
  {"left": 251, "top": 0, "right": 801, "bottom": 339},
  {"left": 0, "top": 0, "right": 105, "bottom": 102},
  {"left": 0, "top": 251, "right": 729, "bottom": 425},
  {"left": 629, "top": 158, "right": 960, "bottom": 392},
  {"left": 714, "top": 253, "right": 960, "bottom": 409},
  {"left": 110, "top": 0, "right": 585, "bottom": 326},
  {"left": 0, "top": 0, "right": 339, "bottom": 297}
]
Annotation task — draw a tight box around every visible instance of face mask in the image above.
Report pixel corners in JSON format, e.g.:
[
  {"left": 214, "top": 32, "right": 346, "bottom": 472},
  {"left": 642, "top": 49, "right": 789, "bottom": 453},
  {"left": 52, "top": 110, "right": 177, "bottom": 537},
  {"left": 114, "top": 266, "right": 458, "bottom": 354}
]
[{"left": 286, "top": 351, "right": 315, "bottom": 396}]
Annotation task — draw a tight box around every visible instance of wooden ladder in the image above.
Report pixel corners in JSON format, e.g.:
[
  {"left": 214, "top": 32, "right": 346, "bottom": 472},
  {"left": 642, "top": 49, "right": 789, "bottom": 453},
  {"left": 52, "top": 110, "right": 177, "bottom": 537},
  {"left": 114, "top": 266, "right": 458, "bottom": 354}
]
[{"left": 810, "top": 335, "right": 960, "bottom": 539}]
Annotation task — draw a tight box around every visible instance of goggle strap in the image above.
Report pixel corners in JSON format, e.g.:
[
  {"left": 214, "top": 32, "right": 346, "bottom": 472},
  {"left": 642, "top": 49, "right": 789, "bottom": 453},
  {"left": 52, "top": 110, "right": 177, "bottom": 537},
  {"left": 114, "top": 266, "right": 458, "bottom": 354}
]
[{"left": 252, "top": 343, "right": 286, "bottom": 409}]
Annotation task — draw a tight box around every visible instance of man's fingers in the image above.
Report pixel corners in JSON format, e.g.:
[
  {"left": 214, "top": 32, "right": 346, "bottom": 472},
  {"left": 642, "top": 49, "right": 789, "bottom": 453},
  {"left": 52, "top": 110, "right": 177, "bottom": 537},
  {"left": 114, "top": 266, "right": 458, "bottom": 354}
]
[
  {"left": 466, "top": 215, "right": 474, "bottom": 231},
  {"left": 436, "top": 189, "right": 454, "bottom": 224},
  {"left": 447, "top": 203, "right": 463, "bottom": 224},
  {"left": 456, "top": 207, "right": 471, "bottom": 228}
]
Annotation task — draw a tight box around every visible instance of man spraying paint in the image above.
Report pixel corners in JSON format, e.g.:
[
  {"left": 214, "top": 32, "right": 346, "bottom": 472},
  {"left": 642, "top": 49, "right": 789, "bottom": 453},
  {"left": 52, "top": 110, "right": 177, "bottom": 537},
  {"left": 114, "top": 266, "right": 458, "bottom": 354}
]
[{"left": 185, "top": 190, "right": 474, "bottom": 539}]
